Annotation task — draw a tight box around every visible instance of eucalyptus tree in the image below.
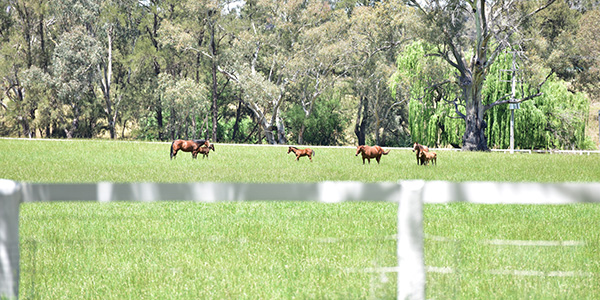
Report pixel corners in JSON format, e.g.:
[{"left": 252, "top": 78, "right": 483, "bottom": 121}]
[
  {"left": 158, "top": 73, "right": 210, "bottom": 139},
  {"left": 286, "top": 2, "right": 349, "bottom": 145},
  {"left": 48, "top": 0, "right": 103, "bottom": 138},
  {"left": 574, "top": 9, "right": 600, "bottom": 102},
  {"left": 158, "top": 0, "right": 237, "bottom": 142},
  {"left": 220, "top": 0, "right": 317, "bottom": 145},
  {"left": 96, "top": 0, "right": 142, "bottom": 139},
  {"left": 405, "top": 0, "right": 557, "bottom": 151},
  {"left": 51, "top": 26, "right": 102, "bottom": 138},
  {"left": 346, "top": 0, "right": 410, "bottom": 146},
  {"left": 129, "top": 0, "right": 176, "bottom": 140},
  {"left": 0, "top": 0, "right": 51, "bottom": 137}
]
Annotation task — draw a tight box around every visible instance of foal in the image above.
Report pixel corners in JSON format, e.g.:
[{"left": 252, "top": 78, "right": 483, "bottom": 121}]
[
  {"left": 287, "top": 146, "right": 315, "bottom": 162},
  {"left": 196, "top": 143, "right": 215, "bottom": 159},
  {"left": 412, "top": 142, "right": 429, "bottom": 165},
  {"left": 419, "top": 151, "right": 437, "bottom": 166}
]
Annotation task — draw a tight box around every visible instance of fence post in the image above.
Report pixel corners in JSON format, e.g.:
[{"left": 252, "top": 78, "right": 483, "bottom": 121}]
[
  {"left": 397, "top": 180, "right": 425, "bottom": 300},
  {"left": 0, "top": 180, "right": 21, "bottom": 299}
]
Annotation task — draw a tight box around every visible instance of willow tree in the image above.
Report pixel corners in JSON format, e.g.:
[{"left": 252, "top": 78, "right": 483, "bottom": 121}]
[{"left": 406, "top": 0, "right": 557, "bottom": 150}]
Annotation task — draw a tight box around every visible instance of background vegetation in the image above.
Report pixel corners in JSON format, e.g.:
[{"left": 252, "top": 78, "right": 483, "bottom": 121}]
[{"left": 1, "top": 0, "right": 599, "bottom": 150}]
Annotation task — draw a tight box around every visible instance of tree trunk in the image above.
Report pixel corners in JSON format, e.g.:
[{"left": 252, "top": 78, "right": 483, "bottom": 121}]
[
  {"left": 66, "top": 105, "right": 79, "bottom": 138},
  {"left": 461, "top": 75, "right": 489, "bottom": 151},
  {"left": 263, "top": 121, "right": 276, "bottom": 144},
  {"left": 298, "top": 123, "right": 306, "bottom": 145},
  {"left": 232, "top": 99, "right": 242, "bottom": 141},
  {"left": 100, "top": 26, "right": 116, "bottom": 139},
  {"left": 462, "top": 114, "right": 488, "bottom": 151},
  {"left": 276, "top": 116, "right": 287, "bottom": 144},
  {"left": 354, "top": 96, "right": 368, "bottom": 145},
  {"left": 156, "top": 102, "right": 164, "bottom": 140},
  {"left": 210, "top": 23, "right": 218, "bottom": 142}
]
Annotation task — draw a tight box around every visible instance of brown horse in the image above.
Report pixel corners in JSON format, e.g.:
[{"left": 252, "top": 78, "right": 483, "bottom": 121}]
[
  {"left": 419, "top": 151, "right": 437, "bottom": 166},
  {"left": 355, "top": 145, "right": 390, "bottom": 165},
  {"left": 170, "top": 139, "right": 210, "bottom": 159},
  {"left": 412, "top": 142, "right": 429, "bottom": 165},
  {"left": 288, "top": 146, "right": 315, "bottom": 162},
  {"left": 197, "top": 143, "right": 215, "bottom": 159}
]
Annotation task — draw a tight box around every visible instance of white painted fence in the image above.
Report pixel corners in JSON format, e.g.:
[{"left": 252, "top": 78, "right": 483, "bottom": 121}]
[{"left": 1, "top": 180, "right": 600, "bottom": 299}]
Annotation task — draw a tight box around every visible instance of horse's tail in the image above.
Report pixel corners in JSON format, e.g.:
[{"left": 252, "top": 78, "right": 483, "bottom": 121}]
[
  {"left": 170, "top": 141, "right": 174, "bottom": 159},
  {"left": 382, "top": 149, "right": 391, "bottom": 155}
]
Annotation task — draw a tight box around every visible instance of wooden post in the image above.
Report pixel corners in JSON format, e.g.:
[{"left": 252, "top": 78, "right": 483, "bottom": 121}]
[
  {"left": 397, "top": 180, "right": 425, "bottom": 300},
  {"left": 0, "top": 180, "right": 21, "bottom": 299}
]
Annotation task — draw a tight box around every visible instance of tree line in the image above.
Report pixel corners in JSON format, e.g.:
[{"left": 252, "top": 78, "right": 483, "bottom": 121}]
[{"left": 1, "top": 0, "right": 598, "bottom": 150}]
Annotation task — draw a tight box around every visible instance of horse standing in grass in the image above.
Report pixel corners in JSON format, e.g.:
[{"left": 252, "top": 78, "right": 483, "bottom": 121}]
[
  {"left": 419, "top": 151, "right": 437, "bottom": 166},
  {"left": 355, "top": 145, "right": 390, "bottom": 165},
  {"left": 412, "top": 142, "right": 429, "bottom": 165},
  {"left": 197, "top": 143, "right": 215, "bottom": 159},
  {"left": 287, "top": 146, "right": 315, "bottom": 162},
  {"left": 170, "top": 139, "right": 209, "bottom": 159}
]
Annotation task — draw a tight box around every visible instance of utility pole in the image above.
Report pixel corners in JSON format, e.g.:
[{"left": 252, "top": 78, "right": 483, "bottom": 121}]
[
  {"left": 502, "top": 51, "right": 521, "bottom": 154},
  {"left": 509, "top": 51, "right": 518, "bottom": 154}
]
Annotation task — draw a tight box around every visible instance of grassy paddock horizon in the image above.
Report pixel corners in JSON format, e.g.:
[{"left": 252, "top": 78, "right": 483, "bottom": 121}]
[
  {"left": 1, "top": 138, "right": 599, "bottom": 183},
  {"left": 2, "top": 138, "right": 600, "bottom": 299}
]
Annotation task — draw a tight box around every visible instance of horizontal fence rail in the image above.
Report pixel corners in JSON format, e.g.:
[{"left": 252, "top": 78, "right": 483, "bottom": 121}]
[{"left": 2, "top": 180, "right": 600, "bottom": 299}]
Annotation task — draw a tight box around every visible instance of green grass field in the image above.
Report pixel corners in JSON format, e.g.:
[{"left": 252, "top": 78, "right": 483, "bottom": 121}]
[{"left": 2, "top": 138, "right": 600, "bottom": 299}]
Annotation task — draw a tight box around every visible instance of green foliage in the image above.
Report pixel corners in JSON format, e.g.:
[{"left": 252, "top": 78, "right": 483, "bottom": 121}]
[
  {"left": 0, "top": 0, "right": 596, "bottom": 149},
  {"left": 392, "top": 41, "right": 463, "bottom": 147},
  {"left": 217, "top": 115, "right": 257, "bottom": 144},
  {"left": 484, "top": 57, "right": 590, "bottom": 150},
  {"left": 285, "top": 93, "right": 348, "bottom": 146},
  {"left": 392, "top": 41, "right": 592, "bottom": 150},
  {"left": 514, "top": 77, "right": 590, "bottom": 149},
  {"left": 158, "top": 73, "right": 209, "bottom": 139}
]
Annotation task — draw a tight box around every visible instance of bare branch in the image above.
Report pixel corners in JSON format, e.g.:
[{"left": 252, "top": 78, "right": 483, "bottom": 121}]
[
  {"left": 483, "top": 72, "right": 553, "bottom": 111},
  {"left": 217, "top": 66, "right": 238, "bottom": 83},
  {"left": 446, "top": 97, "right": 466, "bottom": 120},
  {"left": 525, "top": 0, "right": 558, "bottom": 19}
]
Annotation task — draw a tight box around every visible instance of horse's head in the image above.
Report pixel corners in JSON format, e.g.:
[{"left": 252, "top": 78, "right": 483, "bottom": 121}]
[
  {"left": 412, "top": 142, "right": 418, "bottom": 152},
  {"left": 355, "top": 145, "right": 364, "bottom": 156},
  {"left": 209, "top": 144, "right": 215, "bottom": 151},
  {"left": 287, "top": 147, "right": 293, "bottom": 154}
]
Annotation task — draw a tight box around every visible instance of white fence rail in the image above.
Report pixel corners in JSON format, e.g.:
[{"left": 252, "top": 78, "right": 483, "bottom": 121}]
[{"left": 2, "top": 180, "right": 600, "bottom": 299}]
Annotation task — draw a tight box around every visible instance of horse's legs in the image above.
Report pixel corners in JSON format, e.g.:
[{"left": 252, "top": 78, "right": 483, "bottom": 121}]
[
  {"left": 309, "top": 154, "right": 312, "bottom": 162},
  {"left": 376, "top": 156, "right": 381, "bottom": 164}
]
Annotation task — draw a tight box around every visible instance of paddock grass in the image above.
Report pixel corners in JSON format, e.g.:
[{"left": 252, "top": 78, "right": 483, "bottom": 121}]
[
  {"left": 2, "top": 138, "right": 600, "bottom": 299},
  {"left": 1, "top": 139, "right": 599, "bottom": 183}
]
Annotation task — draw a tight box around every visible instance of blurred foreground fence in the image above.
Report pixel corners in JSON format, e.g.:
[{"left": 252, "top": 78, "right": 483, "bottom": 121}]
[{"left": 2, "top": 180, "right": 600, "bottom": 299}]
